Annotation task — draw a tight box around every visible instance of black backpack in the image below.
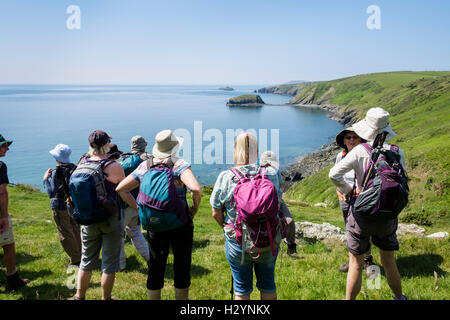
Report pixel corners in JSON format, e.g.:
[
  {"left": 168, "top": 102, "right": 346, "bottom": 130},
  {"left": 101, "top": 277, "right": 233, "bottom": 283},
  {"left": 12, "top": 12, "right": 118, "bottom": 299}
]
[{"left": 54, "top": 163, "right": 76, "bottom": 201}]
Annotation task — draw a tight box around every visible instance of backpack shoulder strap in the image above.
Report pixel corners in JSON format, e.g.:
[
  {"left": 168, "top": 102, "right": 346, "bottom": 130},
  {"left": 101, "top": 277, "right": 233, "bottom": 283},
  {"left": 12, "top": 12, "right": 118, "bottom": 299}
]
[
  {"left": 361, "top": 143, "right": 373, "bottom": 155},
  {"left": 230, "top": 167, "right": 245, "bottom": 181}
]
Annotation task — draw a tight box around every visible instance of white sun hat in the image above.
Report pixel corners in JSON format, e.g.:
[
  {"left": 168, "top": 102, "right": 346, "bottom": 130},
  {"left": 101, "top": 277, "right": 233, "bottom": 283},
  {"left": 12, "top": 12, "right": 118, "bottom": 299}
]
[{"left": 352, "top": 107, "right": 396, "bottom": 141}]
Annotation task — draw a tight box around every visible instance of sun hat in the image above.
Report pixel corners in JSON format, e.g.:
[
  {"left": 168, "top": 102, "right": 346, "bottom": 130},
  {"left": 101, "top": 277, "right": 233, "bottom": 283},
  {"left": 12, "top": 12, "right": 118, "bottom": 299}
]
[
  {"left": 0, "top": 134, "right": 13, "bottom": 147},
  {"left": 152, "top": 130, "right": 183, "bottom": 158},
  {"left": 260, "top": 151, "right": 280, "bottom": 169},
  {"left": 107, "top": 144, "right": 123, "bottom": 159},
  {"left": 335, "top": 126, "right": 358, "bottom": 149},
  {"left": 131, "top": 136, "right": 148, "bottom": 153},
  {"left": 49, "top": 144, "right": 72, "bottom": 163},
  {"left": 88, "top": 130, "right": 112, "bottom": 148},
  {"left": 352, "top": 108, "right": 396, "bottom": 141}
]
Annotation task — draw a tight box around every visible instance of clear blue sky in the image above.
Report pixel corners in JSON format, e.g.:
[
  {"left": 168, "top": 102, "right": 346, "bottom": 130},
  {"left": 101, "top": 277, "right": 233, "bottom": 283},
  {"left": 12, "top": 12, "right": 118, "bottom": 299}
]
[{"left": 0, "top": 0, "right": 449, "bottom": 85}]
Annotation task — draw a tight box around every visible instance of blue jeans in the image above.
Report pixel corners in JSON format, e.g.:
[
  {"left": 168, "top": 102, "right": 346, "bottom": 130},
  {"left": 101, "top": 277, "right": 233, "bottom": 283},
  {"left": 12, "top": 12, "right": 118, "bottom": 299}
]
[{"left": 225, "top": 238, "right": 278, "bottom": 296}]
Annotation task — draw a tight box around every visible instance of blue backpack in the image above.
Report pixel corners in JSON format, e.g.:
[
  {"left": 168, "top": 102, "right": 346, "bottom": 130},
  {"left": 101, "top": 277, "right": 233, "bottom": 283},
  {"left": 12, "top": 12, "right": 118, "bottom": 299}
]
[
  {"left": 69, "top": 158, "right": 118, "bottom": 225},
  {"left": 136, "top": 157, "right": 189, "bottom": 232}
]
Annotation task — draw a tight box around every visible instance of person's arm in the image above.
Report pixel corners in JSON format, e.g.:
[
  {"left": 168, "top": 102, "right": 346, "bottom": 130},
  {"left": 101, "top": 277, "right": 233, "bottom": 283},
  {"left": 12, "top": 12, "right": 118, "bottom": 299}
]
[
  {"left": 212, "top": 207, "right": 225, "bottom": 227},
  {"left": 329, "top": 150, "right": 359, "bottom": 196},
  {"left": 180, "top": 168, "right": 202, "bottom": 218},
  {"left": 115, "top": 169, "right": 140, "bottom": 211},
  {"left": 43, "top": 168, "right": 55, "bottom": 198},
  {"left": 0, "top": 184, "right": 9, "bottom": 233}
]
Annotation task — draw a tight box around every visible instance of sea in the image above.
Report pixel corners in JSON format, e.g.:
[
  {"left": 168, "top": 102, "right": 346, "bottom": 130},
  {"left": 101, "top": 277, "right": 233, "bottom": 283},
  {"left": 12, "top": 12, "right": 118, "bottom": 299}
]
[{"left": 0, "top": 85, "right": 343, "bottom": 190}]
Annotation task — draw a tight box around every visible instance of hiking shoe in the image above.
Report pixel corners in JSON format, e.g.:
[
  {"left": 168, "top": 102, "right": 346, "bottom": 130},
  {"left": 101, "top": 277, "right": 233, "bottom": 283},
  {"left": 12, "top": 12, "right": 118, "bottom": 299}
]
[
  {"left": 287, "top": 243, "right": 297, "bottom": 256},
  {"left": 5, "top": 271, "right": 30, "bottom": 292},
  {"left": 393, "top": 294, "right": 408, "bottom": 300},
  {"left": 363, "top": 255, "right": 374, "bottom": 270},
  {"left": 68, "top": 295, "right": 85, "bottom": 300},
  {"left": 339, "top": 261, "right": 350, "bottom": 272}
]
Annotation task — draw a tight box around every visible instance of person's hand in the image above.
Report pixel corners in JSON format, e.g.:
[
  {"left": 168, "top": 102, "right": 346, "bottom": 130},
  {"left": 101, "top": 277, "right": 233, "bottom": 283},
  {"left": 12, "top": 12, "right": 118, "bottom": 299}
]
[
  {"left": 189, "top": 206, "right": 198, "bottom": 218},
  {"left": 0, "top": 217, "right": 9, "bottom": 234},
  {"left": 354, "top": 187, "right": 361, "bottom": 196},
  {"left": 43, "top": 168, "right": 53, "bottom": 180}
]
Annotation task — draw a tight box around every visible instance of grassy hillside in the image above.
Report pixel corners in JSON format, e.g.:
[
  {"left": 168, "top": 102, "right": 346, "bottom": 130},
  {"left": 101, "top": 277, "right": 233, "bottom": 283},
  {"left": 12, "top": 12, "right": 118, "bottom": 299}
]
[
  {"left": 283, "top": 71, "right": 450, "bottom": 229},
  {"left": 1, "top": 184, "right": 448, "bottom": 300}
]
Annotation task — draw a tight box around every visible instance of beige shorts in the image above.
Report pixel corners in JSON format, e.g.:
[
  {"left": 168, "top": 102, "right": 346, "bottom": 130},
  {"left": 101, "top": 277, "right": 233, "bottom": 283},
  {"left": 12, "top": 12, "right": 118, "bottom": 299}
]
[{"left": 0, "top": 215, "right": 15, "bottom": 247}]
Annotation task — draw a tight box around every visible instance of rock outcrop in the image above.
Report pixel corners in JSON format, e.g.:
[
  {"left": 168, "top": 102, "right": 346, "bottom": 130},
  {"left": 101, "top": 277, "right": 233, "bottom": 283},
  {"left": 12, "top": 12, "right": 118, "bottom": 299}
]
[{"left": 226, "top": 94, "right": 265, "bottom": 106}]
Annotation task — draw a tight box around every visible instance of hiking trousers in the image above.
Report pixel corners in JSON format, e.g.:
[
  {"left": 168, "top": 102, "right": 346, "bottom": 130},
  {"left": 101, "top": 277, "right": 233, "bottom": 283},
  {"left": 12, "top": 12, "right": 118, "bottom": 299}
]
[
  {"left": 52, "top": 208, "right": 82, "bottom": 265},
  {"left": 120, "top": 207, "right": 150, "bottom": 269},
  {"left": 279, "top": 201, "right": 296, "bottom": 245}
]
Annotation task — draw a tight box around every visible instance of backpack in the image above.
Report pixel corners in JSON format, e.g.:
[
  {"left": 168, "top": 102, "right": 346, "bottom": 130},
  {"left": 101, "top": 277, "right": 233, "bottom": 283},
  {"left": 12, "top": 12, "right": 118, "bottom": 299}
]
[
  {"left": 136, "top": 157, "right": 189, "bottom": 232},
  {"left": 228, "top": 166, "right": 285, "bottom": 261},
  {"left": 121, "top": 153, "right": 144, "bottom": 176},
  {"left": 69, "top": 158, "right": 118, "bottom": 225},
  {"left": 53, "top": 163, "right": 76, "bottom": 201},
  {"left": 351, "top": 138, "right": 409, "bottom": 220}
]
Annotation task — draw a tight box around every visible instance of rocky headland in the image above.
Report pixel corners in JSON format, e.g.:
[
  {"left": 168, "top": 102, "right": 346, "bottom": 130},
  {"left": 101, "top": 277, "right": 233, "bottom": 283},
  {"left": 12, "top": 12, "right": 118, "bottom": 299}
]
[{"left": 226, "top": 94, "right": 265, "bottom": 106}]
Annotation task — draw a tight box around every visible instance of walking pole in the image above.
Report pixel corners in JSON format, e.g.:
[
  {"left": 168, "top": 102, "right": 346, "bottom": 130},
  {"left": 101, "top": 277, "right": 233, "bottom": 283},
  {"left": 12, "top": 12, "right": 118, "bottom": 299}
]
[{"left": 230, "top": 275, "right": 234, "bottom": 300}]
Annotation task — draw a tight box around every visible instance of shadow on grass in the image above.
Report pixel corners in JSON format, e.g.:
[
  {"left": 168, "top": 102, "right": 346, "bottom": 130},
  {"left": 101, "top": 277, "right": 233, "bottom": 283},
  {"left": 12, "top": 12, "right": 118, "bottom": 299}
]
[
  {"left": 163, "top": 263, "right": 211, "bottom": 281},
  {"left": 395, "top": 254, "right": 447, "bottom": 278},
  {"left": 0, "top": 252, "right": 40, "bottom": 266},
  {"left": 192, "top": 239, "right": 210, "bottom": 251},
  {"left": 121, "top": 255, "right": 147, "bottom": 275}
]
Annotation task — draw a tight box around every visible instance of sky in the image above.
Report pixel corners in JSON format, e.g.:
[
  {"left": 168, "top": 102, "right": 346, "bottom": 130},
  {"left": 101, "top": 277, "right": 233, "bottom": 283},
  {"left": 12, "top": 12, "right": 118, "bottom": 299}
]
[{"left": 0, "top": 0, "right": 449, "bottom": 85}]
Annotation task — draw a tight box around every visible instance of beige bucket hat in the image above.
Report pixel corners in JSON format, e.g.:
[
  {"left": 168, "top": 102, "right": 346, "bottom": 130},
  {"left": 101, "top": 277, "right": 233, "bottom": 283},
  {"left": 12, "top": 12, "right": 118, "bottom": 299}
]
[
  {"left": 152, "top": 130, "right": 183, "bottom": 158},
  {"left": 352, "top": 107, "right": 396, "bottom": 141}
]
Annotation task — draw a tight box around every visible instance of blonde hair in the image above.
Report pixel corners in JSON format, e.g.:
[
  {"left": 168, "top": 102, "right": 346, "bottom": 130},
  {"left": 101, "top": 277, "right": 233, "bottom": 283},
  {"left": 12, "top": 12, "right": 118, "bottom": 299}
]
[
  {"left": 234, "top": 132, "right": 258, "bottom": 165},
  {"left": 88, "top": 145, "right": 111, "bottom": 156}
]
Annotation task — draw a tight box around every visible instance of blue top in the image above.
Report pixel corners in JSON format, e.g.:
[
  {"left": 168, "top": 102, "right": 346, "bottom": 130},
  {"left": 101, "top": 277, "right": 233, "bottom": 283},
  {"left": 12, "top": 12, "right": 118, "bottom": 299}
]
[{"left": 43, "top": 169, "right": 67, "bottom": 210}]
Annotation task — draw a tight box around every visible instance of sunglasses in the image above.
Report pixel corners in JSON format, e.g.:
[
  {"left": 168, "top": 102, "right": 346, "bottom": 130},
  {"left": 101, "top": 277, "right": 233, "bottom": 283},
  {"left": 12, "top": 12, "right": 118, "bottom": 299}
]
[{"left": 344, "top": 135, "right": 359, "bottom": 140}]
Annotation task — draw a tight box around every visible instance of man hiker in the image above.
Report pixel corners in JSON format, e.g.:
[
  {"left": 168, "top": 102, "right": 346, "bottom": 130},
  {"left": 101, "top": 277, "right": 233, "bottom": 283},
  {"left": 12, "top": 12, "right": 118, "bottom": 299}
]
[
  {"left": 0, "top": 134, "right": 30, "bottom": 291},
  {"left": 118, "top": 136, "right": 150, "bottom": 271},
  {"left": 43, "top": 144, "right": 81, "bottom": 267}
]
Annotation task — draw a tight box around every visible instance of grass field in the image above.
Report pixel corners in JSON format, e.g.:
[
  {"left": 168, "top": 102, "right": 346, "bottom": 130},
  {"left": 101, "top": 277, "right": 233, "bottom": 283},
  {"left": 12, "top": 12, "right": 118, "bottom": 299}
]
[{"left": 0, "top": 184, "right": 448, "bottom": 300}]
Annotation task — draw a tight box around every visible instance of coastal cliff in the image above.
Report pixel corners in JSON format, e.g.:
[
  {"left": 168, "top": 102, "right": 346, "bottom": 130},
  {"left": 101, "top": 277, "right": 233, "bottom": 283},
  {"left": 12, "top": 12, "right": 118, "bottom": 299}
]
[{"left": 262, "top": 71, "right": 450, "bottom": 227}]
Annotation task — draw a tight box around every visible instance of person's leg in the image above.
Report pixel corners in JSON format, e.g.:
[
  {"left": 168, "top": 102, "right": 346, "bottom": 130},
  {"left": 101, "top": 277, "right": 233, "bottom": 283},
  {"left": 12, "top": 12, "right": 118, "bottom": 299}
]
[
  {"left": 345, "top": 252, "right": 365, "bottom": 300},
  {"left": 147, "top": 230, "right": 170, "bottom": 300},
  {"left": 379, "top": 249, "right": 403, "bottom": 299},
  {"left": 3, "top": 242, "right": 16, "bottom": 274},
  {"left": 254, "top": 251, "right": 278, "bottom": 300},
  {"left": 225, "top": 239, "right": 253, "bottom": 300},
  {"left": 148, "top": 289, "right": 161, "bottom": 300},
  {"left": 101, "top": 272, "right": 116, "bottom": 300},
  {"left": 126, "top": 224, "right": 150, "bottom": 262},
  {"left": 76, "top": 269, "right": 92, "bottom": 299},
  {"left": 53, "top": 208, "right": 81, "bottom": 265},
  {"left": 171, "top": 223, "right": 193, "bottom": 300}
]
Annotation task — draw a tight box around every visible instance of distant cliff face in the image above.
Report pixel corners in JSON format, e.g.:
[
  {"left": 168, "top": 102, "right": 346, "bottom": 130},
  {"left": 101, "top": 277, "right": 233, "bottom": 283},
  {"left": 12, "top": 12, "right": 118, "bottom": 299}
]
[{"left": 226, "top": 94, "right": 265, "bottom": 106}]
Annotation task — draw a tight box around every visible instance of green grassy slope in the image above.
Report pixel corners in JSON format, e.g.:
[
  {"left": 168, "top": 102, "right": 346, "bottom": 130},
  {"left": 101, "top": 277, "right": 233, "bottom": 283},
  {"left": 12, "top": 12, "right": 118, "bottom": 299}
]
[
  {"left": 1, "top": 185, "right": 448, "bottom": 300},
  {"left": 283, "top": 71, "right": 450, "bottom": 229}
]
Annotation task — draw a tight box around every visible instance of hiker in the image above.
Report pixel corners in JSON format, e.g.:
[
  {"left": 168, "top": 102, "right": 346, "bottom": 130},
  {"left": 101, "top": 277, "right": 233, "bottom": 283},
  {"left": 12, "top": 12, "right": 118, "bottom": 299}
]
[
  {"left": 333, "top": 128, "right": 373, "bottom": 272},
  {"left": 116, "top": 136, "right": 150, "bottom": 271},
  {"left": 260, "top": 151, "right": 297, "bottom": 256},
  {"left": 329, "top": 108, "right": 408, "bottom": 300},
  {"left": 0, "top": 134, "right": 30, "bottom": 291},
  {"left": 116, "top": 130, "right": 202, "bottom": 300},
  {"left": 43, "top": 144, "right": 81, "bottom": 267},
  {"left": 71, "top": 130, "right": 129, "bottom": 300},
  {"left": 210, "top": 132, "right": 284, "bottom": 300}
]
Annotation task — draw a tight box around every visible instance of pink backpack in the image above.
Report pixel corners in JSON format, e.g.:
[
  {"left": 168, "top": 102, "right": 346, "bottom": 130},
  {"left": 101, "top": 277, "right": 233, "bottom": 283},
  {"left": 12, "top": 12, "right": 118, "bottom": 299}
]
[{"left": 228, "top": 167, "right": 285, "bottom": 260}]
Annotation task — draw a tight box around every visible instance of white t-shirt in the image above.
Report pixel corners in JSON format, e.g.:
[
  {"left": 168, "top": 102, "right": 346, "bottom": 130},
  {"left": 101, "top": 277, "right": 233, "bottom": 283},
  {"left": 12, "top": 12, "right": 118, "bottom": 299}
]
[{"left": 329, "top": 142, "right": 406, "bottom": 195}]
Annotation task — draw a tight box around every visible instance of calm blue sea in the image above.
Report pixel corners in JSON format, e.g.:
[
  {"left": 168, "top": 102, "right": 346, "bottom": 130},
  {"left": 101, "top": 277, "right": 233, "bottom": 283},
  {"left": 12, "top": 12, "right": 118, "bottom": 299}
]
[{"left": 0, "top": 85, "right": 343, "bottom": 189}]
